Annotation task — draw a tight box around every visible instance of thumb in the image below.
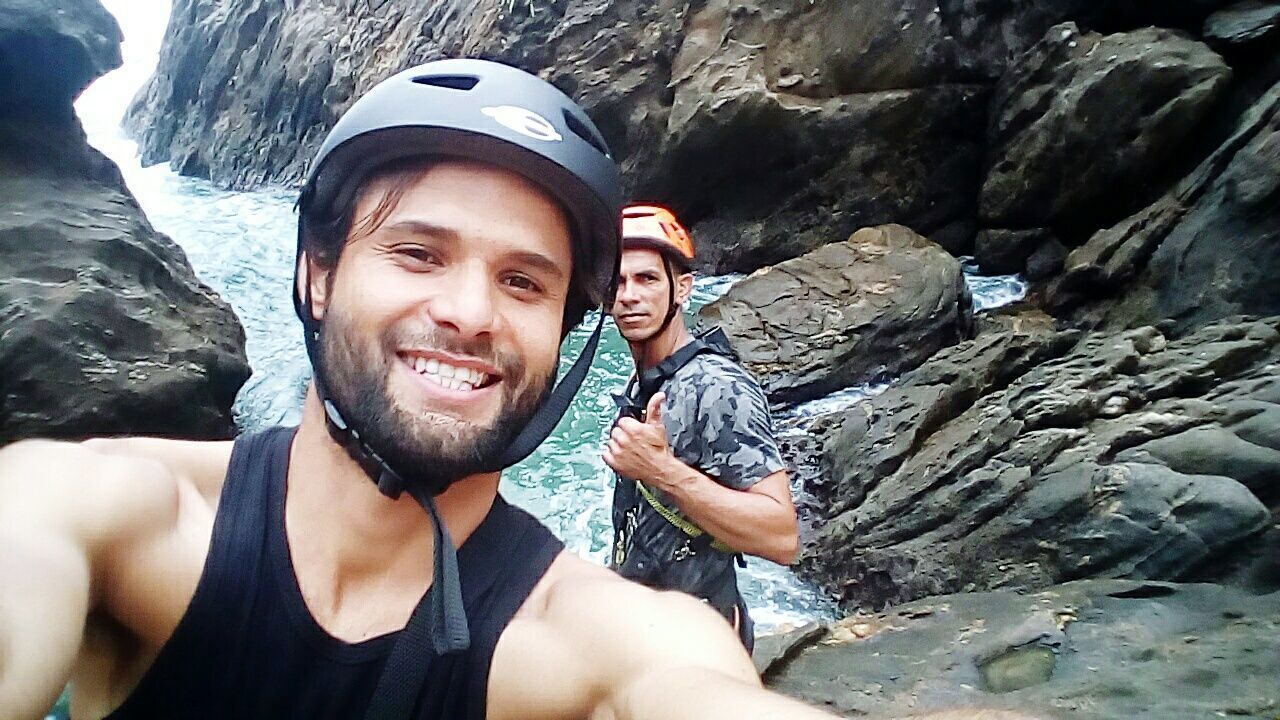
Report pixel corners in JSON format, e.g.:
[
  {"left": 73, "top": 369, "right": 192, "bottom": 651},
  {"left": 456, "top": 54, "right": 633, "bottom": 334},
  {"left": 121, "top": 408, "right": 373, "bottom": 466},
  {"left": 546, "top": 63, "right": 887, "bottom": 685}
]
[{"left": 646, "top": 392, "right": 665, "bottom": 426}]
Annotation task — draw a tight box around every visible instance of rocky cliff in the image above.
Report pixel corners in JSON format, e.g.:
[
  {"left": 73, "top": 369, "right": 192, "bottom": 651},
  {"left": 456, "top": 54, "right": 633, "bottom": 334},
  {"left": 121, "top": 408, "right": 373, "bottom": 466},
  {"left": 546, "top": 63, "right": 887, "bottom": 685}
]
[
  {"left": 0, "top": 0, "right": 250, "bottom": 442},
  {"left": 126, "top": 0, "right": 1280, "bottom": 324}
]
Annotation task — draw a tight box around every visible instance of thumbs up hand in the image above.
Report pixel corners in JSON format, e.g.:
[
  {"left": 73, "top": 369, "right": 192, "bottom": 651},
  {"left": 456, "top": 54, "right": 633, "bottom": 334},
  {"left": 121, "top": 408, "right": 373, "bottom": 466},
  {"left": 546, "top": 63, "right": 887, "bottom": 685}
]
[{"left": 604, "top": 392, "right": 677, "bottom": 488}]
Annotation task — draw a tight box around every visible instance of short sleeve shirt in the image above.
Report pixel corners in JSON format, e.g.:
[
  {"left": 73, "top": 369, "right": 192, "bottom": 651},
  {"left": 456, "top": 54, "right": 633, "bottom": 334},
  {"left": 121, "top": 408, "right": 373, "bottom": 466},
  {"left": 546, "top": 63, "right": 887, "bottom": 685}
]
[{"left": 611, "top": 351, "right": 784, "bottom": 598}]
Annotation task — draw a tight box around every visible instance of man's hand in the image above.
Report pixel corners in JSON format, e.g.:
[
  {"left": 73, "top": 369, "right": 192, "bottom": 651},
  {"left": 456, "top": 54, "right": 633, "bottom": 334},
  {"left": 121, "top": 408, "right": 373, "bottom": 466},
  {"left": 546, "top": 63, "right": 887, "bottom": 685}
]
[{"left": 603, "top": 392, "right": 680, "bottom": 488}]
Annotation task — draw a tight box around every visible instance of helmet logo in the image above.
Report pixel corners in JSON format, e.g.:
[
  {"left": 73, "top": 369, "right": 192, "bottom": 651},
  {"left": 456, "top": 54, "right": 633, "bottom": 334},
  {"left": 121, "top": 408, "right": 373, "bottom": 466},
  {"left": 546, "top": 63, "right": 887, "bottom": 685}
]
[{"left": 481, "top": 106, "right": 563, "bottom": 142}]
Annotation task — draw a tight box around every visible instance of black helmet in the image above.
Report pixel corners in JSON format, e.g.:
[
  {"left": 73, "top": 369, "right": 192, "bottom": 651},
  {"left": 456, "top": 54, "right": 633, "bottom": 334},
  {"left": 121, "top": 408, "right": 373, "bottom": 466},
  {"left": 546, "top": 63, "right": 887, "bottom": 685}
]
[
  {"left": 291, "top": 59, "right": 622, "bottom": 661},
  {"left": 298, "top": 58, "right": 622, "bottom": 325}
]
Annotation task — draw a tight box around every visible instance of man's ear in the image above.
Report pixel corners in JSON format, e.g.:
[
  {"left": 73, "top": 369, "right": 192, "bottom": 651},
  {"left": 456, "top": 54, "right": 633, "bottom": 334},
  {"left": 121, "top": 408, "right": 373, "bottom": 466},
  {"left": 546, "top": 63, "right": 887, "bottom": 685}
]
[
  {"left": 675, "top": 271, "right": 694, "bottom": 306},
  {"left": 297, "top": 251, "right": 333, "bottom": 322}
]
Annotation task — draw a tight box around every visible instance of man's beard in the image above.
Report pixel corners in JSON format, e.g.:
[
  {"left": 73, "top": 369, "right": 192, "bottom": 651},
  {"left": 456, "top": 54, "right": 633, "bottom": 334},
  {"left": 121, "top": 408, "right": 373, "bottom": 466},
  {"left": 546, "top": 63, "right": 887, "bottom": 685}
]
[{"left": 316, "top": 306, "right": 555, "bottom": 494}]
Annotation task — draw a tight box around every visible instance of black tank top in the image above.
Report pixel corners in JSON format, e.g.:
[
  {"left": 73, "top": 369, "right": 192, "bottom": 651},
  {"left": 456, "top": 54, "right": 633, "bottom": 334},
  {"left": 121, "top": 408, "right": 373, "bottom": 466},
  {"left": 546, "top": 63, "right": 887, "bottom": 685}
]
[{"left": 106, "top": 426, "right": 563, "bottom": 720}]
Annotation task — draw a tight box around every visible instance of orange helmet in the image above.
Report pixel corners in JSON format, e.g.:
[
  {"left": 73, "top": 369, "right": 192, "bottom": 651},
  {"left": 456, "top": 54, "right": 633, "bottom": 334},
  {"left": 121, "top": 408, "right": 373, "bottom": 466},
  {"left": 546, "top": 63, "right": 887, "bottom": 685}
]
[{"left": 621, "top": 205, "right": 695, "bottom": 267}]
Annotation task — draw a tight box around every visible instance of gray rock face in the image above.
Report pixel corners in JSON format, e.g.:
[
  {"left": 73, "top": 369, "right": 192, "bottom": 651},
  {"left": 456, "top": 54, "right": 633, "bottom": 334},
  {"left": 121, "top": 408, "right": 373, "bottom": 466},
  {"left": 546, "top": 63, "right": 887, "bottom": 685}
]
[
  {"left": 125, "top": 0, "right": 999, "bottom": 274},
  {"left": 1047, "top": 78, "right": 1280, "bottom": 330},
  {"left": 0, "top": 0, "right": 250, "bottom": 442},
  {"left": 762, "top": 580, "right": 1280, "bottom": 720},
  {"left": 0, "top": 0, "right": 121, "bottom": 118},
  {"left": 800, "top": 317, "right": 1279, "bottom": 611},
  {"left": 981, "top": 24, "right": 1231, "bottom": 235},
  {"left": 698, "top": 225, "right": 974, "bottom": 405},
  {"left": 638, "top": 0, "right": 991, "bottom": 273}
]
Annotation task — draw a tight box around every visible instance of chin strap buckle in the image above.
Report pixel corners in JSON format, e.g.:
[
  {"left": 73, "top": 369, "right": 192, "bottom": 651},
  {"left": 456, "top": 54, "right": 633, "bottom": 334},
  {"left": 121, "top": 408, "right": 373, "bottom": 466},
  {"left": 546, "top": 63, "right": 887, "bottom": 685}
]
[{"left": 377, "top": 469, "right": 404, "bottom": 499}]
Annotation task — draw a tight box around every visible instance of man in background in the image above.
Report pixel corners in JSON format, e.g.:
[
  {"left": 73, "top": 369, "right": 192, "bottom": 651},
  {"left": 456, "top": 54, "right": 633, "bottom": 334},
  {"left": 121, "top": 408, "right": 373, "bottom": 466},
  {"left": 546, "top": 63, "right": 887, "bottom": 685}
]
[{"left": 605, "top": 205, "right": 798, "bottom": 651}]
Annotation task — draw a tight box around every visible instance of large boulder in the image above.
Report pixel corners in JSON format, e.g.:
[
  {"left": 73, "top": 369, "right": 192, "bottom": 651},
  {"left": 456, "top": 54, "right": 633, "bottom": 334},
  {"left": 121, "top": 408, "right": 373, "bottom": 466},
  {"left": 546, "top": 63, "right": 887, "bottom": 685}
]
[
  {"left": 0, "top": 0, "right": 250, "bottom": 442},
  {"left": 1047, "top": 77, "right": 1280, "bottom": 330},
  {"left": 981, "top": 24, "right": 1231, "bottom": 236},
  {"left": 762, "top": 580, "right": 1280, "bottom": 720},
  {"left": 800, "top": 317, "right": 1279, "bottom": 610},
  {"left": 697, "top": 225, "right": 974, "bottom": 405}
]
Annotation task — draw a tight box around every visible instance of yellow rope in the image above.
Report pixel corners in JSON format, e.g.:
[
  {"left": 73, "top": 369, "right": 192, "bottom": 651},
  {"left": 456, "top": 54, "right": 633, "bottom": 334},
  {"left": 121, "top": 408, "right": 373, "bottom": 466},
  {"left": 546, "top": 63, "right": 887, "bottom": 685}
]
[{"left": 635, "top": 481, "right": 734, "bottom": 553}]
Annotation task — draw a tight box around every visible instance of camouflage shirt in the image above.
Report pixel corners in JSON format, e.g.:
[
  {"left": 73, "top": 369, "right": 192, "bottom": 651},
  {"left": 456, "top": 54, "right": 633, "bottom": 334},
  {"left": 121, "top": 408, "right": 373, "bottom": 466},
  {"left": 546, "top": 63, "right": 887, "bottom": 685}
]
[{"left": 610, "top": 350, "right": 785, "bottom": 615}]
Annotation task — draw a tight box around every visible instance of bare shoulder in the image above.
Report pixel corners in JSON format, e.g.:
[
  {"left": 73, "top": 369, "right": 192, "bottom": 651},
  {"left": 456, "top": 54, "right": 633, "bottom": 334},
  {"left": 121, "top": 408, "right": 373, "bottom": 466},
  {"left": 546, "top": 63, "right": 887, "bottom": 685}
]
[
  {"left": 82, "top": 436, "right": 234, "bottom": 502},
  {"left": 0, "top": 437, "right": 225, "bottom": 546}
]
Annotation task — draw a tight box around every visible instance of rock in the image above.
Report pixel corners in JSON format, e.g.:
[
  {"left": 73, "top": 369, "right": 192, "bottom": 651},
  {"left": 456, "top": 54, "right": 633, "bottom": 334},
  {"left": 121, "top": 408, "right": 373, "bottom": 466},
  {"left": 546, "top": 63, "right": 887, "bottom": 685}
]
[
  {"left": 0, "top": 0, "right": 250, "bottom": 442},
  {"left": 1024, "top": 238, "right": 1069, "bottom": 281},
  {"left": 128, "top": 0, "right": 995, "bottom": 275},
  {"left": 647, "top": 0, "right": 992, "bottom": 273},
  {"left": 974, "top": 229, "right": 1054, "bottom": 275},
  {"left": 1204, "top": 0, "right": 1280, "bottom": 48},
  {"left": 800, "top": 317, "right": 1279, "bottom": 610},
  {"left": 0, "top": 0, "right": 121, "bottom": 118},
  {"left": 981, "top": 24, "right": 1231, "bottom": 236},
  {"left": 697, "top": 225, "right": 974, "bottom": 405},
  {"left": 765, "top": 580, "right": 1280, "bottom": 719},
  {"left": 1047, "top": 78, "right": 1280, "bottom": 330},
  {"left": 937, "top": 1, "right": 1235, "bottom": 79},
  {"left": 752, "top": 622, "right": 827, "bottom": 677}
]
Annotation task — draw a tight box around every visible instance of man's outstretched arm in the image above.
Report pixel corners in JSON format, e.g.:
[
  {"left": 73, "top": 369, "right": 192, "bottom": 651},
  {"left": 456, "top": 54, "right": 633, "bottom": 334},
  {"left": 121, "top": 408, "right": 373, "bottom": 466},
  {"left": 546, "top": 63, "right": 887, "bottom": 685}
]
[
  {"left": 489, "top": 564, "right": 833, "bottom": 720},
  {"left": 0, "top": 441, "right": 178, "bottom": 719}
]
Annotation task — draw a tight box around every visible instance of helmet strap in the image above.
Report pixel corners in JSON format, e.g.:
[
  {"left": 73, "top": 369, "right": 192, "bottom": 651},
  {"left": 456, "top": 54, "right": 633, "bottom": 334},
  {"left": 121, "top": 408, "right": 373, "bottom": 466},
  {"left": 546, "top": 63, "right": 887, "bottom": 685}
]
[
  {"left": 297, "top": 255, "right": 471, "bottom": 658},
  {"left": 294, "top": 234, "right": 609, "bottom": 661}
]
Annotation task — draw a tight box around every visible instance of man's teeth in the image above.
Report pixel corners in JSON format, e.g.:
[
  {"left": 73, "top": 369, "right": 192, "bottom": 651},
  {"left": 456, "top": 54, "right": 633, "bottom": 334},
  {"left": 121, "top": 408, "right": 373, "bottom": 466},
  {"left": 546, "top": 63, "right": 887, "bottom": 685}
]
[{"left": 410, "top": 357, "right": 487, "bottom": 390}]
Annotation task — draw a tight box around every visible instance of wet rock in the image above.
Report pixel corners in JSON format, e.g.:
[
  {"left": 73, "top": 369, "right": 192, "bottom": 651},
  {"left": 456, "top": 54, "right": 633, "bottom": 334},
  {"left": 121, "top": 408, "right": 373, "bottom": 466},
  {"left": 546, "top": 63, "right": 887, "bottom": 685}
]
[
  {"left": 800, "top": 317, "right": 1279, "bottom": 610},
  {"left": 981, "top": 24, "right": 1231, "bottom": 235},
  {"left": 0, "top": 0, "right": 250, "bottom": 442},
  {"left": 764, "top": 580, "right": 1280, "bottom": 719},
  {"left": 698, "top": 225, "right": 974, "bottom": 405},
  {"left": 1047, "top": 78, "right": 1280, "bottom": 330}
]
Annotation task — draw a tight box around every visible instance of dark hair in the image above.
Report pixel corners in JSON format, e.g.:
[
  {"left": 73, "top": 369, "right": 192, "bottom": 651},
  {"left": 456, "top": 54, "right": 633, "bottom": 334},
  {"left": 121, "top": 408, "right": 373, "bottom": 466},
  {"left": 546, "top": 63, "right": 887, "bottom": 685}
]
[{"left": 299, "top": 155, "right": 594, "bottom": 334}]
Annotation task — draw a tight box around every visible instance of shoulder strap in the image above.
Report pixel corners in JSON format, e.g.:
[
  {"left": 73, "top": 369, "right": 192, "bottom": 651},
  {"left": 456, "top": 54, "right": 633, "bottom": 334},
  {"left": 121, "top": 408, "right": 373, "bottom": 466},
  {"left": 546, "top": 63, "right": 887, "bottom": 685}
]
[{"left": 624, "top": 326, "right": 736, "bottom": 413}]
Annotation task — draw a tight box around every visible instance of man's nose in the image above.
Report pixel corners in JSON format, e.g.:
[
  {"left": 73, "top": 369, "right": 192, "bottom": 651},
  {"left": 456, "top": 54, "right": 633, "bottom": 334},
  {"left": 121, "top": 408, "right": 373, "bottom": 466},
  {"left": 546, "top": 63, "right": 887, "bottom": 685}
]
[
  {"left": 614, "top": 278, "right": 639, "bottom": 306},
  {"left": 426, "top": 261, "right": 498, "bottom": 338}
]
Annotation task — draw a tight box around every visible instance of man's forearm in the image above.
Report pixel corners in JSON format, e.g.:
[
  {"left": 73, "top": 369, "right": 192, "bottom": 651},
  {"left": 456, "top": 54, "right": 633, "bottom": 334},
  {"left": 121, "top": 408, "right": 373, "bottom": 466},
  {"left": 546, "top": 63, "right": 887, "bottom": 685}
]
[
  {"left": 654, "top": 459, "right": 797, "bottom": 564},
  {"left": 608, "top": 665, "right": 835, "bottom": 720},
  {"left": 0, "top": 530, "right": 90, "bottom": 720},
  {"left": 609, "top": 666, "right": 1046, "bottom": 720},
  {"left": 0, "top": 444, "right": 93, "bottom": 720}
]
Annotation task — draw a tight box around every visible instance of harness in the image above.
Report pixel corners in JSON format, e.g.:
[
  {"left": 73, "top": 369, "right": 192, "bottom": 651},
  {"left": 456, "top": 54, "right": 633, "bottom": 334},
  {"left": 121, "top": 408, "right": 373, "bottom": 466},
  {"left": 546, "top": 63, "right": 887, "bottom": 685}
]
[{"left": 613, "top": 327, "right": 742, "bottom": 560}]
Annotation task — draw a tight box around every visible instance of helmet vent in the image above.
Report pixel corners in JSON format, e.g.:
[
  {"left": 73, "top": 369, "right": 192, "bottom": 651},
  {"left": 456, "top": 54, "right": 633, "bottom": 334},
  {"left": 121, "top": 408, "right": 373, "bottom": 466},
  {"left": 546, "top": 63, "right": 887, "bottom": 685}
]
[
  {"left": 412, "top": 74, "right": 480, "bottom": 91},
  {"left": 562, "top": 108, "right": 611, "bottom": 158}
]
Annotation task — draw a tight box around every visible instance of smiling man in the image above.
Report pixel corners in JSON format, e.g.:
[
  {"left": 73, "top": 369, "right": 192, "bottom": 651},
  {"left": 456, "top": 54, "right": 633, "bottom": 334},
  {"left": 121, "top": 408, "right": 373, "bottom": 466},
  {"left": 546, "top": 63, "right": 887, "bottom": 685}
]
[
  {"left": 0, "top": 60, "right": 845, "bottom": 720},
  {"left": 605, "top": 206, "right": 798, "bottom": 652}
]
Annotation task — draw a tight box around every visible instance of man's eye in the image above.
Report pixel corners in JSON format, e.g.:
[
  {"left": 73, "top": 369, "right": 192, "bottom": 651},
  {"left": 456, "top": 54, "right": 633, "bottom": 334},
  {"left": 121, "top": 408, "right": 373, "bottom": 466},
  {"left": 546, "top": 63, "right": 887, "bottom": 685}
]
[
  {"left": 395, "top": 246, "right": 439, "bottom": 265},
  {"left": 503, "top": 273, "right": 543, "bottom": 294}
]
